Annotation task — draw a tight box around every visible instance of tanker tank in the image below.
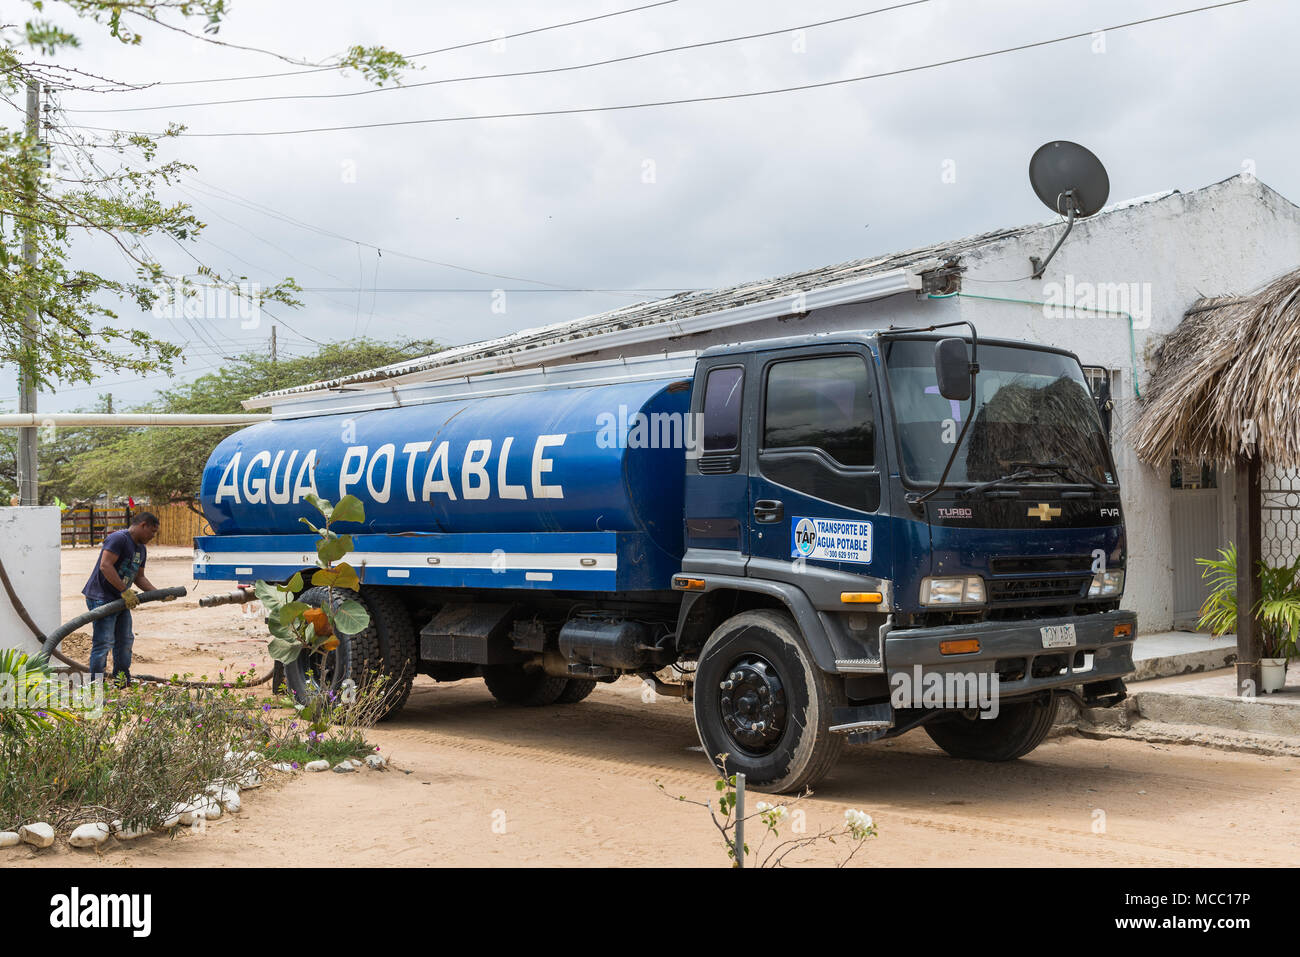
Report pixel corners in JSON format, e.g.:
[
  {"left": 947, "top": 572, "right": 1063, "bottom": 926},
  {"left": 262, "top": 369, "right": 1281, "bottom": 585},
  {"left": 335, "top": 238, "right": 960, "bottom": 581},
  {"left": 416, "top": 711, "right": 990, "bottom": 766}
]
[{"left": 199, "top": 375, "right": 694, "bottom": 561}]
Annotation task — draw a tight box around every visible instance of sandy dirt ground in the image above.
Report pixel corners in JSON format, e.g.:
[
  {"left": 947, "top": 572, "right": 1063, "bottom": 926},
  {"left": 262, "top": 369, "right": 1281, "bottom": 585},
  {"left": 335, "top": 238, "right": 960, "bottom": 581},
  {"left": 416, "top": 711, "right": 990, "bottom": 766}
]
[{"left": 5, "top": 546, "right": 1297, "bottom": 867}]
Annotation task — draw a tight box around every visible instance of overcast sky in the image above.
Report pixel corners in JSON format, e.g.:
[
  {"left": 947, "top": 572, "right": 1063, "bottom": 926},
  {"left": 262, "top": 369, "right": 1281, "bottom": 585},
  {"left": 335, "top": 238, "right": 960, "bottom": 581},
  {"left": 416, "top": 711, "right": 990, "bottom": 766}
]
[{"left": 9, "top": 0, "right": 1293, "bottom": 410}]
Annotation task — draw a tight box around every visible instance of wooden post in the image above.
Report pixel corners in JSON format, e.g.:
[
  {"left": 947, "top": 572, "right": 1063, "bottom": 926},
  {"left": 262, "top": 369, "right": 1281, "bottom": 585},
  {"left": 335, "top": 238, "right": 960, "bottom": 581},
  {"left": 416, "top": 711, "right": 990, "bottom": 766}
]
[{"left": 1234, "top": 453, "right": 1263, "bottom": 695}]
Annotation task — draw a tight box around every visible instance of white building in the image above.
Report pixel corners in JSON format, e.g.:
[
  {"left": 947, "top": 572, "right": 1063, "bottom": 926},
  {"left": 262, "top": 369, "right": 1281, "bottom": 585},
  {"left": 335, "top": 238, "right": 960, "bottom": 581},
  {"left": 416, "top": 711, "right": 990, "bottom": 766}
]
[{"left": 250, "top": 174, "right": 1300, "bottom": 633}]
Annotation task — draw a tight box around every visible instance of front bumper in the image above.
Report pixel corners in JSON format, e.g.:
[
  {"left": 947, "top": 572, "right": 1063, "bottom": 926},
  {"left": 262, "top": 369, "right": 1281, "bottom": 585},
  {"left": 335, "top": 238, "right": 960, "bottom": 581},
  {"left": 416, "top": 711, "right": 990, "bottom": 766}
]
[{"left": 883, "top": 609, "right": 1136, "bottom": 701}]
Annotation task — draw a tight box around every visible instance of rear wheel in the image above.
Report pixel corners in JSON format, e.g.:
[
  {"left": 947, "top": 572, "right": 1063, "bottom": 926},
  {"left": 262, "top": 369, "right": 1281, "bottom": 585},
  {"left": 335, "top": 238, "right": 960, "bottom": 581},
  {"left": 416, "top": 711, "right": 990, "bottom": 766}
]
[
  {"left": 692, "top": 610, "right": 845, "bottom": 795},
  {"left": 483, "top": 664, "right": 570, "bottom": 706},
  {"left": 556, "top": 679, "right": 598, "bottom": 704},
  {"left": 924, "top": 693, "right": 1059, "bottom": 761},
  {"left": 286, "top": 586, "right": 417, "bottom": 721}
]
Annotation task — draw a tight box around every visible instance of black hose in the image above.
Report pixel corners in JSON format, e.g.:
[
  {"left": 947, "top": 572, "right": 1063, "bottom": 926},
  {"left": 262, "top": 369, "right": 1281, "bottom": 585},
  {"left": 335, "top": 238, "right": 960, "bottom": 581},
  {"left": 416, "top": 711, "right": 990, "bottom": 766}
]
[
  {"left": 39, "top": 586, "right": 188, "bottom": 658},
  {"left": 0, "top": 554, "right": 274, "bottom": 689}
]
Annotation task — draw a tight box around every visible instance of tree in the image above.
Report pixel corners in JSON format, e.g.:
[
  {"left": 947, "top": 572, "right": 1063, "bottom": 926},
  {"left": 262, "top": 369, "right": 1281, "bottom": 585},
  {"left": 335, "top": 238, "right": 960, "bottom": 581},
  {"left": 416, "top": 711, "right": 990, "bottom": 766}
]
[
  {"left": 1, "top": 2, "right": 410, "bottom": 389},
  {"left": 64, "top": 338, "right": 438, "bottom": 505}
]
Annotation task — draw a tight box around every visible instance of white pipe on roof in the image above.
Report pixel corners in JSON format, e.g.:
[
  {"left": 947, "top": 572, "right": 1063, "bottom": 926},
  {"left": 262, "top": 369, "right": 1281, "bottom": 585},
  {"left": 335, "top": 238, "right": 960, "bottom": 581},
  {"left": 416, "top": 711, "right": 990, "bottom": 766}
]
[
  {"left": 243, "top": 264, "right": 934, "bottom": 410},
  {"left": 0, "top": 413, "right": 270, "bottom": 427}
]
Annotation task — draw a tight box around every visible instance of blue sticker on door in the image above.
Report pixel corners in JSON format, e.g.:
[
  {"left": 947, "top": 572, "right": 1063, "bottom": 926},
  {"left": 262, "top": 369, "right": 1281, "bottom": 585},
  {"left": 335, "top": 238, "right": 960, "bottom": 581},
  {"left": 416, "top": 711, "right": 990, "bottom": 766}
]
[{"left": 791, "top": 516, "right": 873, "bottom": 564}]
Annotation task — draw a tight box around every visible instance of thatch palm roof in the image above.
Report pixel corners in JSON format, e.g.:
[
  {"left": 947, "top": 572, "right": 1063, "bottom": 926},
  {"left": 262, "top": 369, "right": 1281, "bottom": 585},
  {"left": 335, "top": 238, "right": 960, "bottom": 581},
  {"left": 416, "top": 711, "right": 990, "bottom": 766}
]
[{"left": 1132, "top": 268, "right": 1300, "bottom": 468}]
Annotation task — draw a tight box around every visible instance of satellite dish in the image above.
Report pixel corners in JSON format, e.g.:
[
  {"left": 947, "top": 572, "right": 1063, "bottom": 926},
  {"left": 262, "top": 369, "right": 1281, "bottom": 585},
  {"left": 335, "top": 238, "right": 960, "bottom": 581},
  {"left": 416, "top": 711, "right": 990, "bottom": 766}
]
[{"left": 1027, "top": 141, "right": 1110, "bottom": 278}]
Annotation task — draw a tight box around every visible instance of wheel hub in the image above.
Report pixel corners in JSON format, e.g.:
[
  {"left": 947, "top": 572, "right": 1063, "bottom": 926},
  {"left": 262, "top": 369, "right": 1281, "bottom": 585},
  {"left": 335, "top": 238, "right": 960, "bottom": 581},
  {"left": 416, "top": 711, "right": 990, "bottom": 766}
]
[{"left": 718, "top": 656, "right": 786, "bottom": 754}]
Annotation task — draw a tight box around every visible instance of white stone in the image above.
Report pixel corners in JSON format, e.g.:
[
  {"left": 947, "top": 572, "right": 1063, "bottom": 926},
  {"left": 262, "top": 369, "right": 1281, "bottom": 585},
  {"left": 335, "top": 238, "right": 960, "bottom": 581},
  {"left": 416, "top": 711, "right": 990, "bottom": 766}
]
[
  {"left": 112, "top": 819, "right": 149, "bottom": 840},
  {"left": 332, "top": 762, "right": 355, "bottom": 773},
  {"left": 19, "top": 823, "right": 54, "bottom": 848},
  {"left": 364, "top": 754, "right": 387, "bottom": 769},
  {"left": 213, "top": 788, "right": 241, "bottom": 813},
  {"left": 176, "top": 796, "right": 221, "bottom": 825},
  {"left": 305, "top": 760, "right": 330, "bottom": 772},
  {"left": 272, "top": 762, "right": 296, "bottom": 773},
  {"left": 239, "top": 769, "right": 264, "bottom": 789},
  {"left": 68, "top": 822, "right": 111, "bottom": 848},
  {"left": 0, "top": 831, "right": 20, "bottom": 848}
]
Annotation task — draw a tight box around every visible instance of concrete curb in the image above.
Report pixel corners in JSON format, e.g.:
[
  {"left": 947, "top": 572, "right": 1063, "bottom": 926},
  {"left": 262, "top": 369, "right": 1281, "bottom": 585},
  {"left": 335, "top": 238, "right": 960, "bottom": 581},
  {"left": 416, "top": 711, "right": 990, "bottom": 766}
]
[
  {"left": 1054, "top": 689, "right": 1300, "bottom": 756},
  {"left": 1129, "top": 648, "right": 1236, "bottom": 682}
]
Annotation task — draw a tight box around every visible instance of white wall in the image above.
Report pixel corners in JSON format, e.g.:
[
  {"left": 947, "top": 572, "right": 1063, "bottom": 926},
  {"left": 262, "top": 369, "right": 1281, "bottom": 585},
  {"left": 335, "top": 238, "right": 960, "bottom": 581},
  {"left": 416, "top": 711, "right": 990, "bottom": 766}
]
[{"left": 0, "top": 507, "right": 63, "bottom": 656}]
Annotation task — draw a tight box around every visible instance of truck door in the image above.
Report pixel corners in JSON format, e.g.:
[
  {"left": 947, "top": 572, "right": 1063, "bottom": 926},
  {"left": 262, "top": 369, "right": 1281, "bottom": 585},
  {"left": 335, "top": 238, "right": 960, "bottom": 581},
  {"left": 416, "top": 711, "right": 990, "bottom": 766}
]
[
  {"left": 746, "top": 346, "right": 888, "bottom": 580},
  {"left": 683, "top": 358, "right": 751, "bottom": 569}
]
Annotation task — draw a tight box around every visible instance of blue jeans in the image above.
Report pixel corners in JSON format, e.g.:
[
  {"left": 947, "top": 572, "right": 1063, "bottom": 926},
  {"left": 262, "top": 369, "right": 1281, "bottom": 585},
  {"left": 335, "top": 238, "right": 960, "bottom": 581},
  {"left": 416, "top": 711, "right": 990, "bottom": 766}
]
[{"left": 86, "top": 597, "right": 133, "bottom": 680}]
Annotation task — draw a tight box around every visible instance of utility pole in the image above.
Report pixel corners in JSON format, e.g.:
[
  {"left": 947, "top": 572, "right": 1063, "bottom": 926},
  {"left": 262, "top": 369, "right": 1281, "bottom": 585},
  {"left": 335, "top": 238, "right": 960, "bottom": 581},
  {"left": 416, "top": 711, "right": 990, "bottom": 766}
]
[
  {"left": 17, "top": 79, "right": 41, "bottom": 507},
  {"left": 270, "top": 324, "right": 277, "bottom": 364}
]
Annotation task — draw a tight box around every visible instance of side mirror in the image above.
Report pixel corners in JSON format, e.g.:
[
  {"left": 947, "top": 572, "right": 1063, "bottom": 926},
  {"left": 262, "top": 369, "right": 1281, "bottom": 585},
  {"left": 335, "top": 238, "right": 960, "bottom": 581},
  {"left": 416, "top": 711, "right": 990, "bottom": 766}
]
[{"left": 935, "top": 338, "right": 973, "bottom": 401}]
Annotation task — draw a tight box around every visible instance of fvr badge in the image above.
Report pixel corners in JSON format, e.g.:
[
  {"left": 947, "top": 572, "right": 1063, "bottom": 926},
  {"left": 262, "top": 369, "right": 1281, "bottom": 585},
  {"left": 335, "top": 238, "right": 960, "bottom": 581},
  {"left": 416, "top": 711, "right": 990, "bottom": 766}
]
[{"left": 791, "top": 516, "right": 873, "bottom": 564}]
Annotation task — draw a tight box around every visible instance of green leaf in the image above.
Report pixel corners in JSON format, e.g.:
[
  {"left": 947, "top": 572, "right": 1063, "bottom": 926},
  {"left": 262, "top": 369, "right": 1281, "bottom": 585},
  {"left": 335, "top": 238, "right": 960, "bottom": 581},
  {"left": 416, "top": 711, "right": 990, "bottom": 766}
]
[
  {"left": 305, "top": 493, "right": 333, "bottom": 520},
  {"left": 253, "top": 580, "right": 286, "bottom": 612},
  {"left": 298, "top": 517, "right": 320, "bottom": 534},
  {"left": 332, "top": 561, "right": 361, "bottom": 591},
  {"left": 331, "top": 495, "right": 365, "bottom": 525},
  {"left": 267, "top": 634, "right": 302, "bottom": 664},
  {"left": 285, "top": 571, "right": 304, "bottom": 593},
  {"left": 316, "top": 534, "right": 353, "bottom": 564},
  {"left": 278, "top": 601, "right": 310, "bottom": 625},
  {"left": 332, "top": 599, "right": 371, "bottom": 636}
]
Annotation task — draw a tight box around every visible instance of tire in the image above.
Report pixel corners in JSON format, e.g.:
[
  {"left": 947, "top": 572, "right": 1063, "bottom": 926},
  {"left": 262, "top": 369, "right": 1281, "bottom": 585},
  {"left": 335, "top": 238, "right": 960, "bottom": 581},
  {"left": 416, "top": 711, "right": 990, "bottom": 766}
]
[
  {"left": 355, "top": 587, "right": 418, "bottom": 721},
  {"left": 924, "top": 693, "right": 1059, "bottom": 761},
  {"left": 287, "top": 586, "right": 417, "bottom": 721},
  {"left": 483, "top": 664, "right": 570, "bottom": 706},
  {"left": 555, "top": 679, "right": 598, "bottom": 704},
  {"left": 693, "top": 609, "right": 845, "bottom": 795}
]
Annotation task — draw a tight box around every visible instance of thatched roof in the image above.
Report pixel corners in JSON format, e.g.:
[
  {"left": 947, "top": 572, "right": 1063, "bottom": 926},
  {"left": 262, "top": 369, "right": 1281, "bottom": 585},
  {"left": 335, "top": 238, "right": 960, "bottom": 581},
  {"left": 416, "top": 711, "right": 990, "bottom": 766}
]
[{"left": 1133, "top": 268, "right": 1300, "bottom": 468}]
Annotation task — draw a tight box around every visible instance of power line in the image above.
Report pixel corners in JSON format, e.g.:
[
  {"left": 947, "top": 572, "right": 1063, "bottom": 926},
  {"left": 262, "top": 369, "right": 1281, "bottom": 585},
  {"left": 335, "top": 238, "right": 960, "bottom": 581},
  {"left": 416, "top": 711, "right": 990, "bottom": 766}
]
[
  {"left": 133, "top": 0, "right": 682, "bottom": 88},
  {"left": 295, "top": 286, "right": 697, "bottom": 293},
  {"left": 65, "top": 2, "right": 933, "bottom": 114},
  {"left": 74, "top": 0, "right": 1253, "bottom": 138},
  {"left": 174, "top": 173, "right": 680, "bottom": 295}
]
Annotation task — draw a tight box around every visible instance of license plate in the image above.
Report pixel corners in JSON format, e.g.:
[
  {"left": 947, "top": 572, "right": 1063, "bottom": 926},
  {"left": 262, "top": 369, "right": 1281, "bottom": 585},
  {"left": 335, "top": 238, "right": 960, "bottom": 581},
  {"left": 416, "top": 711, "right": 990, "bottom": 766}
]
[{"left": 1040, "top": 624, "right": 1077, "bottom": 648}]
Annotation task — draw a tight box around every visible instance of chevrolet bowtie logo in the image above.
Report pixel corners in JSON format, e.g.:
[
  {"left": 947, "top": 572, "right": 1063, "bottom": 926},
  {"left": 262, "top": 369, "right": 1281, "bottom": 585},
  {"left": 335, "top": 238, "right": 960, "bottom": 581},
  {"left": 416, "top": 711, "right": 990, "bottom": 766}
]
[{"left": 1027, "top": 502, "right": 1062, "bottom": 522}]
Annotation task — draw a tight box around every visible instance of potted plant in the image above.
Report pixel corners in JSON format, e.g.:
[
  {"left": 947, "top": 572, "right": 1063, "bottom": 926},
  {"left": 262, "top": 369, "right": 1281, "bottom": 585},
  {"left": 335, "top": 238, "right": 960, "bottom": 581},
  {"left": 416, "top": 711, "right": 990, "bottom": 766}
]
[{"left": 1197, "top": 544, "right": 1300, "bottom": 693}]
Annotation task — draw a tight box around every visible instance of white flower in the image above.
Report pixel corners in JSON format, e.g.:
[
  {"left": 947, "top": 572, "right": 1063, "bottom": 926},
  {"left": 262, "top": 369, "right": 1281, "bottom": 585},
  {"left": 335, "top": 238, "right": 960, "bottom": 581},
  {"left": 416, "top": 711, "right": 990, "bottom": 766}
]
[
  {"left": 756, "top": 801, "right": 772, "bottom": 812},
  {"left": 844, "top": 809, "right": 874, "bottom": 831}
]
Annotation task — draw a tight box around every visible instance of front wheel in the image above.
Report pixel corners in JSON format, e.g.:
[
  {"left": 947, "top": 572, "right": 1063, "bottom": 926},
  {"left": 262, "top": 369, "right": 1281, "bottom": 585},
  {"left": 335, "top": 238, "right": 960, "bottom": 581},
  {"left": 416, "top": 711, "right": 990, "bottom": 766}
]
[
  {"left": 923, "top": 693, "right": 1059, "bottom": 761},
  {"left": 693, "top": 609, "right": 845, "bottom": 795}
]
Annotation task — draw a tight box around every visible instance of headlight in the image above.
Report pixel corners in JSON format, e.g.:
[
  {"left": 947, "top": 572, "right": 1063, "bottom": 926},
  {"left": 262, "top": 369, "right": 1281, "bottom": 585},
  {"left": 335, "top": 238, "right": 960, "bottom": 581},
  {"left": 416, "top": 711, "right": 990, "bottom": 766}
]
[
  {"left": 920, "top": 576, "right": 986, "bottom": 606},
  {"left": 1089, "top": 569, "right": 1125, "bottom": 597}
]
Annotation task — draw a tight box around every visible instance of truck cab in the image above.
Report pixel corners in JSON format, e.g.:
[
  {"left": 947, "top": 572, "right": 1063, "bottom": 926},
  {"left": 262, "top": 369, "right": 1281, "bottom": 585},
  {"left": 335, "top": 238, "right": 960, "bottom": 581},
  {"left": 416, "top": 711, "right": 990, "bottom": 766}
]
[{"left": 673, "top": 330, "right": 1135, "bottom": 791}]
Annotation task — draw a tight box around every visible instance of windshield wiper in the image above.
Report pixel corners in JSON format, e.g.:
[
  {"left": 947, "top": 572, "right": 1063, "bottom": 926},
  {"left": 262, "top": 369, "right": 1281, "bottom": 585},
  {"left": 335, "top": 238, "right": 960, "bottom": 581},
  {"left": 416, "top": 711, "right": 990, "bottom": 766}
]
[
  {"left": 1008, "top": 460, "right": 1107, "bottom": 492},
  {"left": 957, "top": 468, "right": 1041, "bottom": 498}
]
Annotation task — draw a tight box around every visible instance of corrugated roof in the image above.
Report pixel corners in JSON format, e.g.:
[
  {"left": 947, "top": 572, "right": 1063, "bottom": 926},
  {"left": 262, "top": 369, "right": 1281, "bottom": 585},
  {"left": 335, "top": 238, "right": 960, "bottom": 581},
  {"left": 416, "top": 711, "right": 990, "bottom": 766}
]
[{"left": 247, "top": 183, "right": 1197, "bottom": 408}]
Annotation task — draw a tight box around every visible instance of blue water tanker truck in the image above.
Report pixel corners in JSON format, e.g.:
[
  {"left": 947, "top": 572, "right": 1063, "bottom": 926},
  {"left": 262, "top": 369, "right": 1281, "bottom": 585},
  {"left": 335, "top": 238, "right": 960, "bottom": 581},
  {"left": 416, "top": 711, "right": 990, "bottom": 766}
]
[{"left": 194, "top": 326, "right": 1136, "bottom": 793}]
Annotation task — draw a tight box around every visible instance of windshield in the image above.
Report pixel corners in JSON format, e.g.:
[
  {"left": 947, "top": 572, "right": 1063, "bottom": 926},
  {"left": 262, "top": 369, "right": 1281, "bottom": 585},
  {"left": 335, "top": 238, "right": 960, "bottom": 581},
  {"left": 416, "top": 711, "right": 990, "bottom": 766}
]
[{"left": 883, "top": 339, "right": 1114, "bottom": 486}]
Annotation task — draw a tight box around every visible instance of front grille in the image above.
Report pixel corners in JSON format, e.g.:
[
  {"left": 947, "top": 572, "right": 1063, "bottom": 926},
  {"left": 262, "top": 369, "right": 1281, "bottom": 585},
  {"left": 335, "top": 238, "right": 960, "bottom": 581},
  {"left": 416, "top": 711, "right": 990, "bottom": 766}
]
[
  {"left": 988, "top": 575, "right": 1090, "bottom": 605},
  {"left": 991, "top": 555, "right": 1094, "bottom": 575}
]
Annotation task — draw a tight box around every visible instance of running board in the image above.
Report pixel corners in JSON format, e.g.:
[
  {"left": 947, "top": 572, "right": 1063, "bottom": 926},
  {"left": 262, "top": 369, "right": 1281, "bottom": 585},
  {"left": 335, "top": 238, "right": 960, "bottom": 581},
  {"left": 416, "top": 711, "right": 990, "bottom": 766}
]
[{"left": 829, "top": 703, "right": 893, "bottom": 734}]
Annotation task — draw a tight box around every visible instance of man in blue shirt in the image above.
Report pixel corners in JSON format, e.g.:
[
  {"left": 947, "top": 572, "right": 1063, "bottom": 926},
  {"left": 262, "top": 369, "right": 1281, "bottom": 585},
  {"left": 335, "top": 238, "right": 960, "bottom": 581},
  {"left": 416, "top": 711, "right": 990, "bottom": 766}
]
[{"left": 82, "top": 512, "right": 162, "bottom": 683}]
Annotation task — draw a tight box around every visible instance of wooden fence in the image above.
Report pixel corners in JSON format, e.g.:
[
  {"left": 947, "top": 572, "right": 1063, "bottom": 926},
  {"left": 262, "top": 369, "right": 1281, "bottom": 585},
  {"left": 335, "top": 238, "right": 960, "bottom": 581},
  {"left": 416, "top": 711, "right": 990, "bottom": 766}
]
[{"left": 60, "top": 501, "right": 213, "bottom": 548}]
